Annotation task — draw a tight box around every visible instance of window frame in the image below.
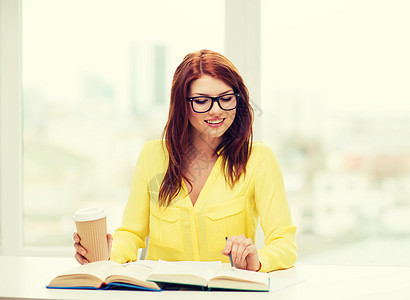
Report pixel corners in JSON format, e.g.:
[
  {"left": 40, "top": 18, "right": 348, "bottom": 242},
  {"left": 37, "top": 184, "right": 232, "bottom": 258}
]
[{"left": 0, "top": 0, "right": 24, "bottom": 256}]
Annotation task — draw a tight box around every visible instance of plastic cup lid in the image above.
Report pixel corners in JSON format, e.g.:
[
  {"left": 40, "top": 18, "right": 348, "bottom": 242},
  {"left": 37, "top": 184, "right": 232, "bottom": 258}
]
[{"left": 73, "top": 207, "right": 107, "bottom": 222}]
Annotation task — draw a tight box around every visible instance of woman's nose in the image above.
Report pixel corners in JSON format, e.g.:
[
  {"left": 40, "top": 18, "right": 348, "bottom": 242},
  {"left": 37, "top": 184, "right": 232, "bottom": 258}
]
[{"left": 208, "top": 100, "right": 222, "bottom": 115}]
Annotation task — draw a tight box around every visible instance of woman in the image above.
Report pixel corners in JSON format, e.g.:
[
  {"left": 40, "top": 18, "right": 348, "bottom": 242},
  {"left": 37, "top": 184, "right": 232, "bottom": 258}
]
[{"left": 74, "top": 49, "right": 297, "bottom": 272}]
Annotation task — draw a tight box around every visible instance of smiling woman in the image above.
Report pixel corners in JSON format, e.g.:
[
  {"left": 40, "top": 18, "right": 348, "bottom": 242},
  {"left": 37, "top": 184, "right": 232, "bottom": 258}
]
[
  {"left": 160, "top": 50, "right": 253, "bottom": 207},
  {"left": 73, "top": 49, "right": 298, "bottom": 272}
]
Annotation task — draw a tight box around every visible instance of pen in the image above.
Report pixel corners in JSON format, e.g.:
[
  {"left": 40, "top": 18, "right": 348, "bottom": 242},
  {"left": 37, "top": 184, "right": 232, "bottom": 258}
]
[{"left": 225, "top": 237, "right": 235, "bottom": 271}]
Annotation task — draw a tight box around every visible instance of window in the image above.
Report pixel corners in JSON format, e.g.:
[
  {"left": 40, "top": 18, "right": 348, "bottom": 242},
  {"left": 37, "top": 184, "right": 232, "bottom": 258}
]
[
  {"left": 21, "top": 0, "right": 224, "bottom": 249},
  {"left": 4, "top": 0, "right": 408, "bottom": 266},
  {"left": 261, "top": 0, "right": 410, "bottom": 266}
]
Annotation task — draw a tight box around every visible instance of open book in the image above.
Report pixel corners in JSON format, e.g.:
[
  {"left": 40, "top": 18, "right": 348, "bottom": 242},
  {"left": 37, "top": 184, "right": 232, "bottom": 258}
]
[
  {"left": 146, "top": 260, "right": 269, "bottom": 291},
  {"left": 47, "top": 260, "right": 161, "bottom": 291},
  {"left": 47, "top": 260, "right": 269, "bottom": 292}
]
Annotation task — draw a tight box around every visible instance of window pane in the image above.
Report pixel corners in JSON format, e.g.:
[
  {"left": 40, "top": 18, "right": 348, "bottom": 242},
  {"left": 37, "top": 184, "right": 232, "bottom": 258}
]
[
  {"left": 262, "top": 0, "right": 410, "bottom": 266},
  {"left": 22, "top": 0, "right": 224, "bottom": 247}
]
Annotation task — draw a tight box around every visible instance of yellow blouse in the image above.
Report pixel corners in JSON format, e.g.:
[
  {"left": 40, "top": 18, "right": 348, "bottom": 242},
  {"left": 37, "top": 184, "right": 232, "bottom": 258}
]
[{"left": 111, "top": 140, "right": 297, "bottom": 272}]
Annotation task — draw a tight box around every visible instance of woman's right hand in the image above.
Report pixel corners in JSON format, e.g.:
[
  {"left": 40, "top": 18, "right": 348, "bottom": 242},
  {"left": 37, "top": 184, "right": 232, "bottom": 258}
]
[{"left": 73, "top": 232, "right": 113, "bottom": 265}]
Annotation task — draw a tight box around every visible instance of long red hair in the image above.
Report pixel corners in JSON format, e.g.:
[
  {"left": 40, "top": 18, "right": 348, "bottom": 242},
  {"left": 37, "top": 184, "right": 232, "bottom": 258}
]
[{"left": 159, "top": 49, "right": 254, "bottom": 206}]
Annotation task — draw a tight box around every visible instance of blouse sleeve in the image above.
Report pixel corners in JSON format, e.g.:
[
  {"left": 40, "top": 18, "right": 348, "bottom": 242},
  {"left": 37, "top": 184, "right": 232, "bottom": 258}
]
[
  {"left": 254, "top": 144, "right": 298, "bottom": 272},
  {"left": 110, "top": 143, "right": 151, "bottom": 263}
]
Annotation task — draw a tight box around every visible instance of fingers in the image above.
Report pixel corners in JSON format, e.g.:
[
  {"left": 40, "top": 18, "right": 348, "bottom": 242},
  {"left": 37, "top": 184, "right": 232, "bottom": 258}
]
[
  {"left": 73, "top": 232, "right": 88, "bottom": 265},
  {"left": 73, "top": 232, "right": 113, "bottom": 264},
  {"left": 222, "top": 235, "right": 259, "bottom": 271},
  {"left": 73, "top": 232, "right": 80, "bottom": 243},
  {"left": 231, "top": 235, "right": 252, "bottom": 264},
  {"left": 74, "top": 251, "right": 89, "bottom": 265},
  {"left": 240, "top": 243, "right": 257, "bottom": 263},
  {"left": 107, "top": 233, "right": 113, "bottom": 258},
  {"left": 73, "top": 242, "right": 87, "bottom": 257},
  {"left": 107, "top": 233, "right": 113, "bottom": 244},
  {"left": 222, "top": 236, "right": 234, "bottom": 255},
  {"left": 73, "top": 234, "right": 87, "bottom": 256}
]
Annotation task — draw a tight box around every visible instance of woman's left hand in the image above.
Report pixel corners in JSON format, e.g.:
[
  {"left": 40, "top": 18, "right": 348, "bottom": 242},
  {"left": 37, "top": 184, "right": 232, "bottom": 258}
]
[{"left": 222, "top": 234, "right": 261, "bottom": 271}]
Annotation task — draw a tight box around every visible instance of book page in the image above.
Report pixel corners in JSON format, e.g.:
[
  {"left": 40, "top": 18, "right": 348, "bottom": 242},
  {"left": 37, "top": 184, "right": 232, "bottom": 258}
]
[
  {"left": 48, "top": 260, "right": 124, "bottom": 287},
  {"left": 120, "top": 264, "right": 153, "bottom": 280},
  {"left": 105, "top": 264, "right": 161, "bottom": 290},
  {"left": 56, "top": 260, "right": 124, "bottom": 281},
  {"left": 212, "top": 267, "right": 268, "bottom": 283},
  {"left": 208, "top": 268, "right": 269, "bottom": 291},
  {"left": 123, "top": 260, "right": 158, "bottom": 269},
  {"left": 148, "top": 260, "right": 223, "bottom": 286}
]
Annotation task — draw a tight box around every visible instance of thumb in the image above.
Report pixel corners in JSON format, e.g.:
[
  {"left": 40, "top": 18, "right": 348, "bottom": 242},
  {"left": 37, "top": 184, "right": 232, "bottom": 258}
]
[{"left": 107, "top": 233, "right": 113, "bottom": 255}]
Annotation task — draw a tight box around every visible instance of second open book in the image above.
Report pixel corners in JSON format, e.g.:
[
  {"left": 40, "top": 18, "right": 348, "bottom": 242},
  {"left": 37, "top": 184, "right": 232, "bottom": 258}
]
[
  {"left": 47, "top": 259, "right": 269, "bottom": 291},
  {"left": 148, "top": 260, "right": 269, "bottom": 291}
]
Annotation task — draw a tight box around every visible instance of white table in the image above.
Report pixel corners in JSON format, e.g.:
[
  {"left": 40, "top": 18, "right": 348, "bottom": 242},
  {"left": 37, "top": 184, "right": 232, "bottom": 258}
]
[{"left": 0, "top": 256, "right": 409, "bottom": 300}]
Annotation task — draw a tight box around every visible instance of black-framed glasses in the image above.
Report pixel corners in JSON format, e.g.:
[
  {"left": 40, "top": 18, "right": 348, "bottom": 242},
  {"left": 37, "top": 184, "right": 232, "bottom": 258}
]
[{"left": 186, "top": 93, "right": 240, "bottom": 113}]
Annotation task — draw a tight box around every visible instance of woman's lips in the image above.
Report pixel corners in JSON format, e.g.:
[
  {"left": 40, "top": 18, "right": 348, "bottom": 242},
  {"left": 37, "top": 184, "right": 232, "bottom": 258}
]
[{"left": 204, "top": 118, "right": 225, "bottom": 127}]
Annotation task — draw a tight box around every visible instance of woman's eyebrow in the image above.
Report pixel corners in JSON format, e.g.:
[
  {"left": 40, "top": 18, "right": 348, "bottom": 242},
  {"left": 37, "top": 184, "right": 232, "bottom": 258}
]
[{"left": 191, "top": 90, "right": 234, "bottom": 97}]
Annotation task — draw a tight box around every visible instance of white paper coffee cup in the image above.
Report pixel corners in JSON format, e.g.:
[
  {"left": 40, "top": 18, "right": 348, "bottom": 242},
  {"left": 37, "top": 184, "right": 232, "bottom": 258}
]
[{"left": 74, "top": 207, "right": 108, "bottom": 262}]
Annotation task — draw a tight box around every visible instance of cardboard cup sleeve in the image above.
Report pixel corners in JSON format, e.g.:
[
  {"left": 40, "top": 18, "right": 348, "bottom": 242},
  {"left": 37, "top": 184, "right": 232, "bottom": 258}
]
[{"left": 74, "top": 208, "right": 109, "bottom": 262}]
